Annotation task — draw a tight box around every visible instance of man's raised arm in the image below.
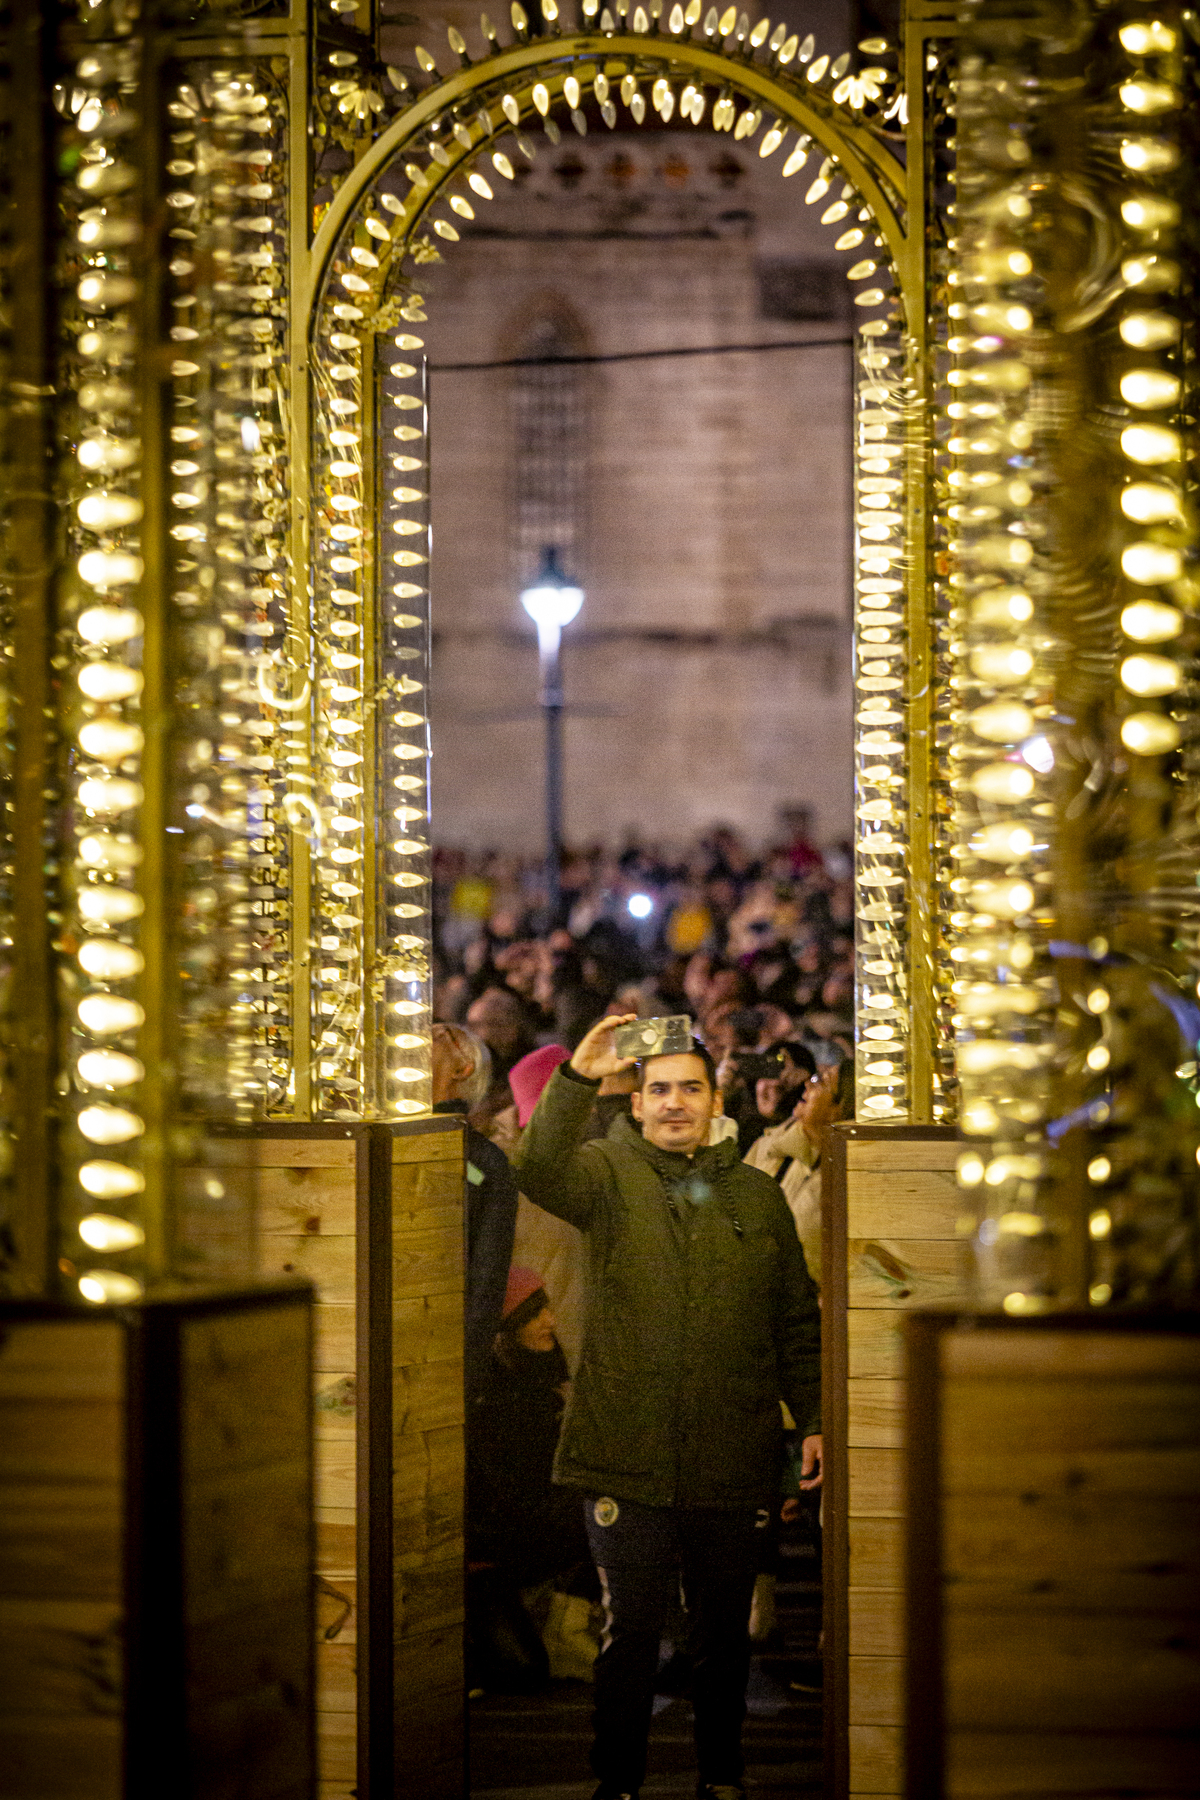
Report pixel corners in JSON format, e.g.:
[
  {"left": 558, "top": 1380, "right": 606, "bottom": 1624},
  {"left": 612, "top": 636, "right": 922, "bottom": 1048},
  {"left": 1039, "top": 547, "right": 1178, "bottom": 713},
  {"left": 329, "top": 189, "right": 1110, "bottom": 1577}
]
[{"left": 511, "top": 1014, "right": 638, "bottom": 1231}]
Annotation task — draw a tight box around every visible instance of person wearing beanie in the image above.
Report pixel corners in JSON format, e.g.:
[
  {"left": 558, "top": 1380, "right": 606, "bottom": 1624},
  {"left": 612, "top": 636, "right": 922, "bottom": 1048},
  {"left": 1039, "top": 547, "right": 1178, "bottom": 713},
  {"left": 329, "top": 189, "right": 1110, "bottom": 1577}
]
[
  {"left": 512, "top": 1014, "right": 822, "bottom": 1800},
  {"left": 467, "top": 1266, "right": 597, "bottom": 1692}
]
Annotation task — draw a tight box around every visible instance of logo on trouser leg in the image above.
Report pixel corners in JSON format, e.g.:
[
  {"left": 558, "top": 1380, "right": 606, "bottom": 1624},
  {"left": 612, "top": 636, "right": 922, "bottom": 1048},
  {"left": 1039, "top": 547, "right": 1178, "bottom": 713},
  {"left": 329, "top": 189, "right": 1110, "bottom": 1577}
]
[
  {"left": 755, "top": 1508, "right": 770, "bottom": 1529},
  {"left": 593, "top": 1496, "right": 620, "bottom": 1526}
]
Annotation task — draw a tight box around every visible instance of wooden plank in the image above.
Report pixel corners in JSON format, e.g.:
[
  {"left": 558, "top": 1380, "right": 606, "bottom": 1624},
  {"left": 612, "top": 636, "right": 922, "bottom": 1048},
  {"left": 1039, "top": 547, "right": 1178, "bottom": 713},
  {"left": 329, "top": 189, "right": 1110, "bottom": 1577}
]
[
  {"left": 943, "top": 1328, "right": 1200, "bottom": 1383},
  {"left": 848, "top": 1310, "right": 905, "bottom": 1380},
  {"left": 945, "top": 1728, "right": 1200, "bottom": 1796},
  {"left": 394, "top": 1361, "right": 464, "bottom": 1438},
  {"left": 0, "top": 1322, "right": 121, "bottom": 1402},
  {"left": 848, "top": 1447, "right": 903, "bottom": 1516},
  {"left": 944, "top": 1492, "right": 1200, "bottom": 1592},
  {"left": 0, "top": 1714, "right": 122, "bottom": 1800},
  {"left": 316, "top": 1708, "right": 357, "bottom": 1784},
  {"left": 0, "top": 1401, "right": 123, "bottom": 1484},
  {"left": 392, "top": 1227, "right": 463, "bottom": 1300},
  {"left": 260, "top": 1235, "right": 356, "bottom": 1305},
  {"left": 945, "top": 1609, "right": 1200, "bottom": 1733},
  {"left": 316, "top": 1575, "right": 356, "bottom": 1647},
  {"left": 258, "top": 1165, "right": 356, "bottom": 1238},
  {"left": 254, "top": 1138, "right": 356, "bottom": 1168},
  {"left": 848, "top": 1723, "right": 901, "bottom": 1793},
  {"left": 849, "top": 1517, "right": 902, "bottom": 1588},
  {"left": 850, "top": 1654, "right": 902, "bottom": 1727},
  {"left": 0, "top": 1483, "right": 122, "bottom": 1598},
  {"left": 0, "top": 1600, "right": 123, "bottom": 1715},
  {"left": 847, "top": 1171, "right": 961, "bottom": 1240},
  {"left": 317, "top": 1641, "right": 356, "bottom": 1714},
  {"left": 849, "top": 1589, "right": 902, "bottom": 1658},
  {"left": 314, "top": 1303, "right": 355, "bottom": 1372},
  {"left": 848, "top": 1378, "right": 903, "bottom": 1448},
  {"left": 181, "top": 1306, "right": 310, "bottom": 1476},
  {"left": 183, "top": 1459, "right": 311, "bottom": 1624},
  {"left": 943, "top": 1443, "right": 1200, "bottom": 1499},
  {"left": 315, "top": 1438, "right": 356, "bottom": 1512},
  {"left": 317, "top": 1509, "right": 355, "bottom": 1580},
  {"left": 847, "top": 1141, "right": 959, "bottom": 1172},
  {"left": 944, "top": 1377, "right": 1200, "bottom": 1457},
  {"left": 392, "top": 1132, "right": 462, "bottom": 1165},
  {"left": 392, "top": 1292, "right": 464, "bottom": 1368},
  {"left": 847, "top": 1238, "right": 960, "bottom": 1309}
]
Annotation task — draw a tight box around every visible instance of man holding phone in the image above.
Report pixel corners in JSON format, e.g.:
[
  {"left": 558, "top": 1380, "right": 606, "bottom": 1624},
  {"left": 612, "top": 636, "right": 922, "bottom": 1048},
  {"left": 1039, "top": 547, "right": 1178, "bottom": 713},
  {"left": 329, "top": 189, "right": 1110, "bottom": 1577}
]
[{"left": 513, "top": 1014, "right": 822, "bottom": 1800}]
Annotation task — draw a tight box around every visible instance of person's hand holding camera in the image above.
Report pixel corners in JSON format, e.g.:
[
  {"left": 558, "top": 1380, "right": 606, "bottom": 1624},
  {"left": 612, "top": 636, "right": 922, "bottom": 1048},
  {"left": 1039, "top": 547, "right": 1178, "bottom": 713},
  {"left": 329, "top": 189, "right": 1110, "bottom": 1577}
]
[{"left": 570, "top": 1013, "right": 639, "bottom": 1081}]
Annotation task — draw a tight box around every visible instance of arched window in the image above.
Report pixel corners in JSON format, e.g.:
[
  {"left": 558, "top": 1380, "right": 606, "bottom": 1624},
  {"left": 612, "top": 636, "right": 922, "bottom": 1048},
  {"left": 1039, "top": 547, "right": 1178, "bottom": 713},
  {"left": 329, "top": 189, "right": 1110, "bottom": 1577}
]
[{"left": 511, "top": 308, "right": 589, "bottom": 589}]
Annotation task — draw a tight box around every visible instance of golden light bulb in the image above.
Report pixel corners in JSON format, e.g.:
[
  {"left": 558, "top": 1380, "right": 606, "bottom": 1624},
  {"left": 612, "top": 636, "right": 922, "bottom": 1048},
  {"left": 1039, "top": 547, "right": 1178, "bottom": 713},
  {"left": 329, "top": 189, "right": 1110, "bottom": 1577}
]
[
  {"left": 78, "top": 776, "right": 142, "bottom": 815},
  {"left": 970, "top": 763, "right": 1035, "bottom": 803},
  {"left": 78, "top": 939, "right": 144, "bottom": 981},
  {"left": 1119, "top": 311, "right": 1180, "bottom": 350},
  {"left": 1120, "top": 711, "right": 1180, "bottom": 754},
  {"left": 1121, "top": 481, "right": 1181, "bottom": 523},
  {"left": 1121, "top": 424, "right": 1180, "bottom": 464},
  {"left": 1119, "top": 79, "right": 1177, "bottom": 114},
  {"left": 79, "top": 1212, "right": 145, "bottom": 1251},
  {"left": 78, "top": 663, "right": 143, "bottom": 703},
  {"left": 1119, "top": 19, "right": 1176, "bottom": 51},
  {"left": 78, "top": 995, "right": 144, "bottom": 1034},
  {"left": 1121, "top": 653, "right": 1180, "bottom": 696},
  {"left": 78, "top": 1104, "right": 144, "bottom": 1145},
  {"left": 77, "top": 887, "right": 143, "bottom": 926},
  {"left": 77, "top": 606, "right": 143, "bottom": 646},
  {"left": 1120, "top": 368, "right": 1180, "bottom": 409},
  {"left": 79, "top": 1160, "right": 145, "bottom": 1199},
  {"left": 78, "top": 1049, "right": 144, "bottom": 1088},
  {"left": 1121, "top": 600, "right": 1181, "bottom": 643},
  {"left": 1121, "top": 542, "right": 1182, "bottom": 584},
  {"left": 79, "top": 1270, "right": 143, "bottom": 1303},
  {"left": 1120, "top": 140, "right": 1179, "bottom": 175},
  {"left": 77, "top": 493, "right": 143, "bottom": 529}
]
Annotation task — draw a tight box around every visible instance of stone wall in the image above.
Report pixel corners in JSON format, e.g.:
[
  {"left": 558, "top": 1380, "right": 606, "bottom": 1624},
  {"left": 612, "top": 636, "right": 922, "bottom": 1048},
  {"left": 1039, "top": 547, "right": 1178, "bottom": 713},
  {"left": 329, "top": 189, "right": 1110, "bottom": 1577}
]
[{"left": 414, "top": 122, "right": 857, "bottom": 852}]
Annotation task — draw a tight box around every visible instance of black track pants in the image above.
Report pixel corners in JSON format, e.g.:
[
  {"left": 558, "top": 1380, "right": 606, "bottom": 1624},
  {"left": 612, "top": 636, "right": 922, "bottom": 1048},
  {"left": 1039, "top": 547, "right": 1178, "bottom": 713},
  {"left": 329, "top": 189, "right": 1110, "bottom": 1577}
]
[{"left": 582, "top": 1493, "right": 764, "bottom": 1793}]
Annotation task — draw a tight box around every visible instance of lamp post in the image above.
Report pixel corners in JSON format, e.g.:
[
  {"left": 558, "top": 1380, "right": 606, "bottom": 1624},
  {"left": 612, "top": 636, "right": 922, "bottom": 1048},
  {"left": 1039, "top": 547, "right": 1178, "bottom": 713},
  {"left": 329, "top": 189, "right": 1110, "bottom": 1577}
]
[{"left": 520, "top": 546, "right": 584, "bottom": 927}]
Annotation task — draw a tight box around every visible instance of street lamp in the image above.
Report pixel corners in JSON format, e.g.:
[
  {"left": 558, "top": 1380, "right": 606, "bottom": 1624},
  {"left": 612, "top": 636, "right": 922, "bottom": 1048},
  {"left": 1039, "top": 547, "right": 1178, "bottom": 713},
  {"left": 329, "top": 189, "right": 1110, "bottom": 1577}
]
[{"left": 520, "top": 546, "right": 584, "bottom": 925}]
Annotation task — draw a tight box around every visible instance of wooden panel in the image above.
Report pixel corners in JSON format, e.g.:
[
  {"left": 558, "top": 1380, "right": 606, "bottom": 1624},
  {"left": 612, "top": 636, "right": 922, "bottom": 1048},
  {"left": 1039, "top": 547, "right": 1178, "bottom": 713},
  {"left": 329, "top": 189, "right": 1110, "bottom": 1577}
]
[
  {"left": 946, "top": 1730, "right": 1200, "bottom": 1797},
  {"left": 849, "top": 1724, "right": 902, "bottom": 1793},
  {"left": 260, "top": 1233, "right": 356, "bottom": 1304},
  {"left": 848, "top": 1377, "right": 904, "bottom": 1448},
  {"left": 388, "top": 1123, "right": 465, "bottom": 1800},
  {"left": 255, "top": 1138, "right": 357, "bottom": 1168},
  {"left": 849, "top": 1309, "right": 906, "bottom": 1379},
  {"left": 258, "top": 1164, "right": 357, "bottom": 1237},
  {"left": 0, "top": 1317, "right": 124, "bottom": 1800},
  {"left": 847, "top": 1142, "right": 961, "bottom": 1172},
  {"left": 850, "top": 1654, "right": 903, "bottom": 1727},
  {"left": 847, "top": 1171, "right": 960, "bottom": 1239},
  {"left": 828, "top": 1127, "right": 963, "bottom": 1800},
  {"left": 850, "top": 1588, "right": 902, "bottom": 1658},
  {"left": 848, "top": 1447, "right": 903, "bottom": 1516},
  {"left": 909, "top": 1316, "right": 1200, "bottom": 1800},
  {"left": 850, "top": 1516, "right": 902, "bottom": 1588},
  {"left": 848, "top": 1238, "right": 960, "bottom": 1309}
]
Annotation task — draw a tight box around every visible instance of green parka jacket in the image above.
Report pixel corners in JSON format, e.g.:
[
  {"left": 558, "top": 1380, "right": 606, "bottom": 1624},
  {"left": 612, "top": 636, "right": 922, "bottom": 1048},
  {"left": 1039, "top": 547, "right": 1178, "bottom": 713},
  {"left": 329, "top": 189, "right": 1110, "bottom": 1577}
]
[{"left": 512, "top": 1065, "right": 821, "bottom": 1510}]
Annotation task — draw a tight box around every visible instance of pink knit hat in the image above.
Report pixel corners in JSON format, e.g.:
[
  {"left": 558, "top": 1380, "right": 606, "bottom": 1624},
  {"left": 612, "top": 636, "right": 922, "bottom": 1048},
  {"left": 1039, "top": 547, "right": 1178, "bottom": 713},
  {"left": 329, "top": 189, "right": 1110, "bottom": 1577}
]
[
  {"left": 502, "top": 1265, "right": 547, "bottom": 1320},
  {"left": 509, "top": 1043, "right": 570, "bottom": 1127}
]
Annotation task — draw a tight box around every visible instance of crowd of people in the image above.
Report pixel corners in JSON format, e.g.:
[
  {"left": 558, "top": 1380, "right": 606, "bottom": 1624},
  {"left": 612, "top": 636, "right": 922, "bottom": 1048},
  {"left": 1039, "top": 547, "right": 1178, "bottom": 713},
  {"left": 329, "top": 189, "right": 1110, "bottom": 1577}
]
[
  {"left": 433, "top": 808, "right": 855, "bottom": 1141},
  {"left": 434, "top": 810, "right": 852, "bottom": 1800}
]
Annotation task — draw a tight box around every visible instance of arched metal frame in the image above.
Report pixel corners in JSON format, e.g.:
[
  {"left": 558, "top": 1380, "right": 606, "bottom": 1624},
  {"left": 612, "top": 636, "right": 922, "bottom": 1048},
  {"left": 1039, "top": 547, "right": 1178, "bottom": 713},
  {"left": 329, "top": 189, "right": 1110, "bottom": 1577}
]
[{"left": 277, "top": 20, "right": 941, "bottom": 1127}]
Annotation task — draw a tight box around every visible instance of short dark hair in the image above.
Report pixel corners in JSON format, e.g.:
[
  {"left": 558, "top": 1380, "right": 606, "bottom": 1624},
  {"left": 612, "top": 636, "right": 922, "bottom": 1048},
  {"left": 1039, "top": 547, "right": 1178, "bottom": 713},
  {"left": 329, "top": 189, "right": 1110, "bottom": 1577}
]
[{"left": 636, "top": 1040, "right": 719, "bottom": 1091}]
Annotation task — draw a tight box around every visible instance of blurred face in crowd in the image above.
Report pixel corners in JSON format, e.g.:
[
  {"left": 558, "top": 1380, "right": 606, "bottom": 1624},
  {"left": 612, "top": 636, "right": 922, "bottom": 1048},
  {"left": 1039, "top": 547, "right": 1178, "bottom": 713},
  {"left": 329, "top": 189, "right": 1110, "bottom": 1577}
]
[
  {"left": 430, "top": 1022, "right": 474, "bottom": 1105},
  {"left": 515, "top": 1304, "right": 559, "bottom": 1354},
  {"left": 632, "top": 1053, "right": 721, "bottom": 1155},
  {"left": 466, "top": 986, "right": 525, "bottom": 1059},
  {"left": 795, "top": 1063, "right": 844, "bottom": 1146},
  {"left": 755, "top": 1049, "right": 811, "bottom": 1121}
]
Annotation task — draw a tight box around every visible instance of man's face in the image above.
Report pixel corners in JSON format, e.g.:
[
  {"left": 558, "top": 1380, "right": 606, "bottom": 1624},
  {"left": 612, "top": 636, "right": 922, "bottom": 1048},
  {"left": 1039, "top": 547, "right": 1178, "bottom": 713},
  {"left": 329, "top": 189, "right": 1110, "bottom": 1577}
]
[{"left": 632, "top": 1053, "right": 720, "bottom": 1155}]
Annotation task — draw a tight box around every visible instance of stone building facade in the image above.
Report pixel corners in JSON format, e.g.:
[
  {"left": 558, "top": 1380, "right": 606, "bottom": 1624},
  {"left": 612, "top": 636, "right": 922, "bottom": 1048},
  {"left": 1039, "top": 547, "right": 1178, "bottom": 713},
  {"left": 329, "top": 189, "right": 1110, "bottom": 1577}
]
[{"left": 406, "top": 16, "right": 859, "bottom": 854}]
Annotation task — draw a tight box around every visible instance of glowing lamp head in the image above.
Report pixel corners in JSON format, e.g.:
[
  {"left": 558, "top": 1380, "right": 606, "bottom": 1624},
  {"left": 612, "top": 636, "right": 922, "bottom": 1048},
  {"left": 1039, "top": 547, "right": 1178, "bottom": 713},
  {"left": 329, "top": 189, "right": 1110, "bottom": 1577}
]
[
  {"left": 627, "top": 893, "right": 654, "bottom": 920},
  {"left": 520, "top": 547, "right": 584, "bottom": 632}
]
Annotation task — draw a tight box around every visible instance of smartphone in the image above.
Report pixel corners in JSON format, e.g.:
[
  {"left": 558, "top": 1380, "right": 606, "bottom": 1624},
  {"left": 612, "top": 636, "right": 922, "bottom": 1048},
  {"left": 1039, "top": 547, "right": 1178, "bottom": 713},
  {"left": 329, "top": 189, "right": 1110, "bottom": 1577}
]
[{"left": 614, "top": 1015, "right": 694, "bottom": 1061}]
